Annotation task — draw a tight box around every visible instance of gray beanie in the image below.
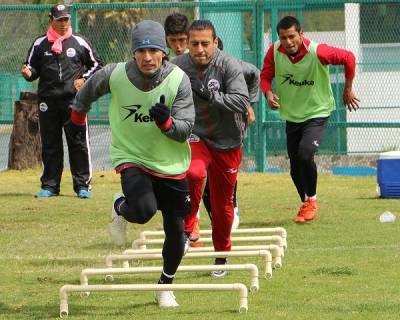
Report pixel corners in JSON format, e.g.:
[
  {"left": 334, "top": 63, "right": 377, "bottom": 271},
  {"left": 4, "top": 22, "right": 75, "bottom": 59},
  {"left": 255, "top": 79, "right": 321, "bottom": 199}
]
[{"left": 131, "top": 20, "right": 167, "bottom": 53}]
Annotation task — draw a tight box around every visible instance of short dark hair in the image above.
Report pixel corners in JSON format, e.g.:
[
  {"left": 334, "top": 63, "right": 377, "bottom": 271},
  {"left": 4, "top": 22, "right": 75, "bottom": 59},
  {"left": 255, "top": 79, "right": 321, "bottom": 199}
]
[
  {"left": 276, "top": 16, "right": 302, "bottom": 34},
  {"left": 164, "top": 13, "right": 189, "bottom": 36},
  {"left": 188, "top": 19, "right": 216, "bottom": 39},
  {"left": 217, "top": 37, "right": 224, "bottom": 50}
]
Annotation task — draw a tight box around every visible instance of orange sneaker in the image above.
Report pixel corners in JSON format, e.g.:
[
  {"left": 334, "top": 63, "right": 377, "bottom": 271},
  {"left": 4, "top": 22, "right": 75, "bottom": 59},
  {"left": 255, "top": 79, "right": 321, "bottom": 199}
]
[
  {"left": 189, "top": 220, "right": 204, "bottom": 247},
  {"left": 189, "top": 220, "right": 200, "bottom": 242},
  {"left": 294, "top": 199, "right": 318, "bottom": 223}
]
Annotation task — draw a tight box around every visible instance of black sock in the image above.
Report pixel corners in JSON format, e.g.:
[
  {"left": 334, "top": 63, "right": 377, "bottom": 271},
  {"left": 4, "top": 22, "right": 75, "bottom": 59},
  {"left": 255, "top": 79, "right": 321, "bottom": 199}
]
[{"left": 215, "top": 257, "right": 227, "bottom": 265}]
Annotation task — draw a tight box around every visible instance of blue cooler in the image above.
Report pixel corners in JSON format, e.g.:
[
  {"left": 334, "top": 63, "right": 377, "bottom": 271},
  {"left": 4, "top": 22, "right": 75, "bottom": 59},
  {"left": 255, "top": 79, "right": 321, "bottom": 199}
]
[{"left": 377, "top": 151, "right": 400, "bottom": 198}]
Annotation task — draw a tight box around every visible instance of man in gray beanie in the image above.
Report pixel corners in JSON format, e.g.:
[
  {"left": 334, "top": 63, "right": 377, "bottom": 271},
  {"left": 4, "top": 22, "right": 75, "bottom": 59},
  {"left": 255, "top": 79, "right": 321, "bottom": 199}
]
[
  {"left": 131, "top": 20, "right": 168, "bottom": 53},
  {"left": 71, "top": 20, "right": 195, "bottom": 308}
]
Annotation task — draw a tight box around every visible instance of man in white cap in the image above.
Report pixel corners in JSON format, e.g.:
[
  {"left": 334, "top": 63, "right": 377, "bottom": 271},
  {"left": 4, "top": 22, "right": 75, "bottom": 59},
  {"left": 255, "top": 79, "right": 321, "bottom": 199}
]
[
  {"left": 72, "top": 20, "right": 195, "bottom": 308},
  {"left": 21, "top": 3, "right": 102, "bottom": 199}
]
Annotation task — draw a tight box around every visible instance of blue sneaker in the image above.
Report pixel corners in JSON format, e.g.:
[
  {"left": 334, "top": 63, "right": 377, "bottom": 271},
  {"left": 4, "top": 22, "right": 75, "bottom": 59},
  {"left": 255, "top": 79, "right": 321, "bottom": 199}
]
[
  {"left": 35, "top": 189, "right": 57, "bottom": 198},
  {"left": 77, "top": 189, "right": 91, "bottom": 199}
]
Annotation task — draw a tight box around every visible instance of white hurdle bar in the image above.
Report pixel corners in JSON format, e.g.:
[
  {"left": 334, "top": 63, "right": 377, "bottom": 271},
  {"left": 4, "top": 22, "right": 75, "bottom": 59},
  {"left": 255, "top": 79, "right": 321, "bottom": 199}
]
[
  {"left": 123, "top": 244, "right": 283, "bottom": 268},
  {"left": 80, "top": 264, "right": 259, "bottom": 292},
  {"left": 105, "top": 250, "right": 273, "bottom": 278},
  {"left": 139, "top": 227, "right": 288, "bottom": 248},
  {"left": 60, "top": 283, "right": 248, "bottom": 318},
  {"left": 133, "top": 236, "right": 285, "bottom": 253}
]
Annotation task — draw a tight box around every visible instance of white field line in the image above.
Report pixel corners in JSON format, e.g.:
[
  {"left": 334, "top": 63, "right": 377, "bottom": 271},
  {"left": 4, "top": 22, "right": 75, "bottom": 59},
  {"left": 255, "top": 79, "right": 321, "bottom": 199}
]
[{"left": 290, "top": 245, "right": 400, "bottom": 252}]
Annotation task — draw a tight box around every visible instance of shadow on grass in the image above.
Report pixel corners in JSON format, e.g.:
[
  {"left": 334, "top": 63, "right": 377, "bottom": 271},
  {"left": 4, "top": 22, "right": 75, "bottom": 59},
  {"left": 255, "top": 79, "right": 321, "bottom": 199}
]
[
  {"left": 0, "top": 192, "right": 33, "bottom": 197},
  {"left": 83, "top": 242, "right": 118, "bottom": 250},
  {"left": 0, "top": 300, "right": 156, "bottom": 319},
  {"left": 0, "top": 301, "right": 61, "bottom": 319},
  {"left": 240, "top": 218, "right": 293, "bottom": 228},
  {"left": 0, "top": 193, "right": 88, "bottom": 199},
  {"left": 312, "top": 265, "right": 358, "bottom": 276},
  {"left": 357, "top": 196, "right": 383, "bottom": 200},
  {"left": 25, "top": 257, "right": 101, "bottom": 268},
  {"left": 66, "top": 301, "right": 156, "bottom": 315}
]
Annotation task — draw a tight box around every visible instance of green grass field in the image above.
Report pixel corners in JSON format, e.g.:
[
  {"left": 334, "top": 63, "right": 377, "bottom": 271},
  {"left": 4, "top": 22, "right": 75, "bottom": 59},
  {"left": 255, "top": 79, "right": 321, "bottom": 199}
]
[{"left": 0, "top": 169, "right": 399, "bottom": 320}]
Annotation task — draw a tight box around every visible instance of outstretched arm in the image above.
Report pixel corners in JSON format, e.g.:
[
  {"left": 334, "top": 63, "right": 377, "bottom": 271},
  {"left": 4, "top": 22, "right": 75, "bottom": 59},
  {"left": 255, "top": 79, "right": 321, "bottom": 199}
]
[
  {"left": 343, "top": 78, "right": 360, "bottom": 112},
  {"left": 317, "top": 44, "right": 360, "bottom": 111},
  {"left": 73, "top": 63, "right": 116, "bottom": 114}
]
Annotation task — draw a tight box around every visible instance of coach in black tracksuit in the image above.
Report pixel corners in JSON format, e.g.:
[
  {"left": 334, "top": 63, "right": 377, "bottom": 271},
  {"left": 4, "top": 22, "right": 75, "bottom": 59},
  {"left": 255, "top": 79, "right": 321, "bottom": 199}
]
[{"left": 21, "top": 4, "right": 102, "bottom": 198}]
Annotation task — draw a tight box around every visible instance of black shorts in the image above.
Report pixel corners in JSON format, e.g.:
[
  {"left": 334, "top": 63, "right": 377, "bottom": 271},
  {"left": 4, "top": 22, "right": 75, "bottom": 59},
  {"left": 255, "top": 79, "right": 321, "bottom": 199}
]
[{"left": 120, "top": 167, "right": 190, "bottom": 217}]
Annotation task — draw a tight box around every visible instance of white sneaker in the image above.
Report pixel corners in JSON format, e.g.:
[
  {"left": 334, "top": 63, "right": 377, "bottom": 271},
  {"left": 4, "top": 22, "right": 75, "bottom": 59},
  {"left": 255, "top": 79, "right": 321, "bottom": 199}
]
[
  {"left": 156, "top": 291, "right": 179, "bottom": 308},
  {"left": 231, "top": 206, "right": 240, "bottom": 230},
  {"left": 210, "top": 258, "right": 228, "bottom": 278},
  {"left": 210, "top": 269, "right": 228, "bottom": 278},
  {"left": 108, "top": 193, "right": 127, "bottom": 246}
]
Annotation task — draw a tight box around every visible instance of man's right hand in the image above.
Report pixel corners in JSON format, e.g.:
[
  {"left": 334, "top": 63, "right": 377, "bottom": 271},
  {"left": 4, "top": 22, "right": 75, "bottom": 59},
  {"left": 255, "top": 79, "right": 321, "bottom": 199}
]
[
  {"left": 266, "top": 91, "right": 280, "bottom": 110},
  {"left": 21, "top": 64, "right": 32, "bottom": 80},
  {"left": 246, "top": 106, "right": 256, "bottom": 126}
]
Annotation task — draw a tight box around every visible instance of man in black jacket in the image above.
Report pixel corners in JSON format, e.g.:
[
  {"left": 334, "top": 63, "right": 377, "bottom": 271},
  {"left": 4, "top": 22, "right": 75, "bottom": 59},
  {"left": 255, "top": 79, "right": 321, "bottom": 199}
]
[{"left": 21, "top": 4, "right": 102, "bottom": 198}]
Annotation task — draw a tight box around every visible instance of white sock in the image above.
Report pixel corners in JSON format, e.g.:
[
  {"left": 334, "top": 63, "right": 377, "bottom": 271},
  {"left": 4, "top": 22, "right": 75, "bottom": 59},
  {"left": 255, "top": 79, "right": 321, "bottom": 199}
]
[{"left": 306, "top": 195, "right": 317, "bottom": 201}]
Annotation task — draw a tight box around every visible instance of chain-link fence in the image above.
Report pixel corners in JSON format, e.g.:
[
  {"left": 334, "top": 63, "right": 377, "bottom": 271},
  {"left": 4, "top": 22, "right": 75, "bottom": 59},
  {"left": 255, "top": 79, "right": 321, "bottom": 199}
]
[{"left": 1, "top": 1, "right": 399, "bottom": 173}]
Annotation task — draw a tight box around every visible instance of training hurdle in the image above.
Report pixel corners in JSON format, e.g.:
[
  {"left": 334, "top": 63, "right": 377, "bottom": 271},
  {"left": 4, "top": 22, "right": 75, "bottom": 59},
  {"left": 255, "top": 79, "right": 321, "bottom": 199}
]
[
  {"left": 105, "top": 250, "right": 273, "bottom": 278},
  {"left": 59, "top": 283, "right": 248, "bottom": 318},
  {"left": 123, "top": 244, "right": 283, "bottom": 269},
  {"left": 139, "top": 227, "right": 288, "bottom": 248},
  {"left": 133, "top": 236, "right": 285, "bottom": 253},
  {"left": 80, "top": 263, "right": 259, "bottom": 292}
]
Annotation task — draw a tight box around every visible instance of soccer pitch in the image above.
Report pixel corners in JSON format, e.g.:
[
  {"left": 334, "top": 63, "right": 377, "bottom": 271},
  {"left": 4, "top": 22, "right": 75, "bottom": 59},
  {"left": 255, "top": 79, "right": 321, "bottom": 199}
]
[{"left": 0, "top": 169, "right": 399, "bottom": 320}]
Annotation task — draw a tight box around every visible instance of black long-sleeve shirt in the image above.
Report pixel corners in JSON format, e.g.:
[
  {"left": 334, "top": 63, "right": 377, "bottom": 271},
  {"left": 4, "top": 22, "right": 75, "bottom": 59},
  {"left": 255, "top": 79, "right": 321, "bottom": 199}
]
[{"left": 24, "top": 33, "right": 102, "bottom": 100}]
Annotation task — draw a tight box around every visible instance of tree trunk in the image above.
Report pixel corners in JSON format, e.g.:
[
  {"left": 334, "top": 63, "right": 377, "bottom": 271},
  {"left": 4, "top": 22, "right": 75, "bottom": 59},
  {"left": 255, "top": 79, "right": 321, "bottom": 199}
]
[{"left": 8, "top": 92, "right": 41, "bottom": 170}]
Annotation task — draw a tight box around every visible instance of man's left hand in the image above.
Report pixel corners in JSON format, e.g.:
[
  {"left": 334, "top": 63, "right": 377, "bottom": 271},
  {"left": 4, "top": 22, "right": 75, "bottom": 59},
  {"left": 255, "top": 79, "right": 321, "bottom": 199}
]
[
  {"left": 343, "top": 89, "right": 360, "bottom": 112},
  {"left": 149, "top": 95, "right": 170, "bottom": 125}
]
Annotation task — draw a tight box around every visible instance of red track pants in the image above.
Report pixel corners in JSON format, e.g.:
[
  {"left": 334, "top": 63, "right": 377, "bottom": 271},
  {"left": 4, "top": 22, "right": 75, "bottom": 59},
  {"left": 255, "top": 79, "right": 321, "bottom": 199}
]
[{"left": 184, "top": 140, "right": 242, "bottom": 251}]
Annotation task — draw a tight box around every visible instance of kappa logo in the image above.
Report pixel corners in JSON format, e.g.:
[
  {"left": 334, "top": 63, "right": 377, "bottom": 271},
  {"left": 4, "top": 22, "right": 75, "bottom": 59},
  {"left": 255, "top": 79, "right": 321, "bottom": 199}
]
[
  {"left": 227, "top": 168, "right": 238, "bottom": 174},
  {"left": 280, "top": 74, "right": 314, "bottom": 87},
  {"left": 185, "top": 195, "right": 191, "bottom": 203},
  {"left": 122, "top": 104, "right": 154, "bottom": 123}
]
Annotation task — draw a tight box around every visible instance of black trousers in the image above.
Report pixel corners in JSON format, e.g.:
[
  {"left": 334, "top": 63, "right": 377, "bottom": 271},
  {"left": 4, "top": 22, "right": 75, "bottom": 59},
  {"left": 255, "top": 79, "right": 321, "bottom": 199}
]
[
  {"left": 38, "top": 98, "right": 91, "bottom": 194},
  {"left": 286, "top": 117, "right": 328, "bottom": 202},
  {"left": 118, "top": 167, "right": 191, "bottom": 277}
]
